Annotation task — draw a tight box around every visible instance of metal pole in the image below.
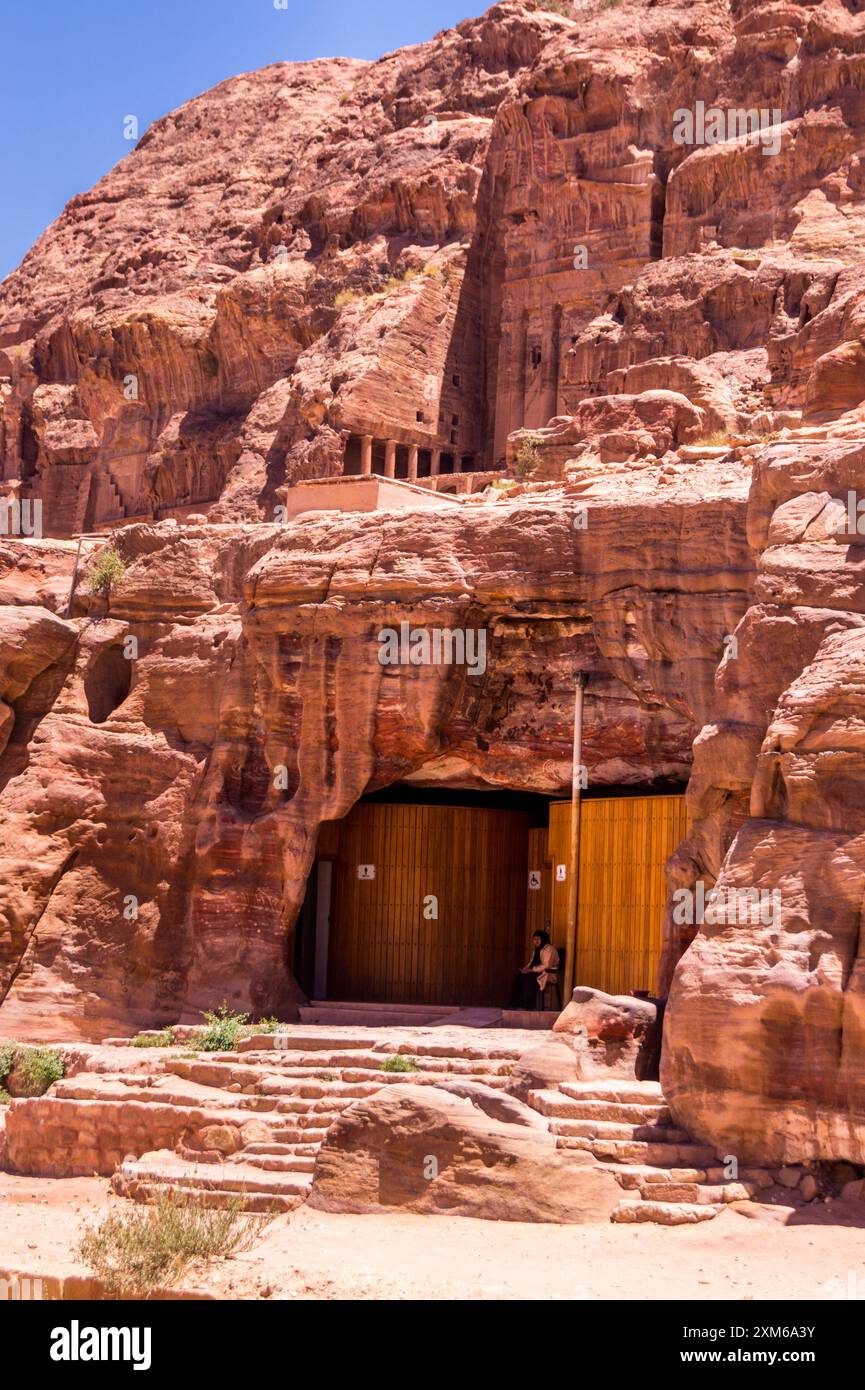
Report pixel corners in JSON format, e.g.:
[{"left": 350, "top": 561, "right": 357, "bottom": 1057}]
[
  {"left": 66, "top": 535, "right": 85, "bottom": 619},
  {"left": 562, "top": 672, "right": 587, "bottom": 1002}
]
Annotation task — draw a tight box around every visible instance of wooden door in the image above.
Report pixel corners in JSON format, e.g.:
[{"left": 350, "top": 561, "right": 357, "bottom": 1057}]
[
  {"left": 548, "top": 795, "right": 688, "bottom": 996},
  {"left": 327, "top": 802, "right": 529, "bottom": 1005}
]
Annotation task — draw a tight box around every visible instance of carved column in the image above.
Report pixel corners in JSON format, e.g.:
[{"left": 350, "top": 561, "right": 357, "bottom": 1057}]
[
  {"left": 361, "top": 434, "right": 373, "bottom": 475},
  {"left": 384, "top": 440, "right": 396, "bottom": 479},
  {"left": 407, "top": 445, "right": 418, "bottom": 483}
]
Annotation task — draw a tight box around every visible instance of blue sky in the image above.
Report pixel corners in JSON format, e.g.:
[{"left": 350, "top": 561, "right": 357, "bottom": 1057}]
[{"left": 0, "top": 0, "right": 476, "bottom": 281}]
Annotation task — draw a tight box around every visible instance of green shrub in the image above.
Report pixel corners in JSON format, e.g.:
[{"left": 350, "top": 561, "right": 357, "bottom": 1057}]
[
  {"left": 132, "top": 1028, "right": 176, "bottom": 1048},
  {"left": 11, "top": 1046, "right": 65, "bottom": 1097},
  {"left": 513, "top": 432, "right": 544, "bottom": 479},
  {"left": 334, "top": 288, "right": 360, "bottom": 309},
  {"left": 380, "top": 1054, "right": 420, "bottom": 1073},
  {"left": 76, "top": 1192, "right": 265, "bottom": 1297},
  {"left": 0, "top": 1042, "right": 14, "bottom": 1087},
  {"left": 199, "top": 1003, "right": 250, "bottom": 1052},
  {"left": 87, "top": 547, "right": 125, "bottom": 597}
]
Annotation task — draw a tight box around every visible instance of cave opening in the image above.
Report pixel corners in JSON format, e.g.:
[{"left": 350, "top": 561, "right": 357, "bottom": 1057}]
[
  {"left": 85, "top": 646, "right": 132, "bottom": 724},
  {"left": 293, "top": 780, "right": 688, "bottom": 1016}
]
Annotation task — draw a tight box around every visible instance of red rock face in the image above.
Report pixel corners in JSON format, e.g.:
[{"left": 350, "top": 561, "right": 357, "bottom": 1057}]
[
  {"left": 2, "top": 0, "right": 865, "bottom": 1166},
  {"left": 0, "top": 484, "right": 745, "bottom": 1038},
  {"left": 662, "top": 437, "right": 865, "bottom": 1165},
  {"left": 2, "top": 0, "right": 863, "bottom": 530}
]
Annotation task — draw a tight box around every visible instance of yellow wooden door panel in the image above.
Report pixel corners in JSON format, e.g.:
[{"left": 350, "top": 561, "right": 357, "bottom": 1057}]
[{"left": 547, "top": 795, "right": 688, "bottom": 997}]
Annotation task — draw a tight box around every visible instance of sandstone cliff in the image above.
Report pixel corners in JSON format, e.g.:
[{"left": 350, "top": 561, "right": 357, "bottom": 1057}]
[{"left": 2, "top": 0, "right": 865, "bottom": 1169}]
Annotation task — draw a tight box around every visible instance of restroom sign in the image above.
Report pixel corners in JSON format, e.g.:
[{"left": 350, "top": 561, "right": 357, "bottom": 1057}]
[
  {"left": 357, "top": 864, "right": 376, "bottom": 881},
  {"left": 528, "top": 870, "right": 542, "bottom": 891},
  {"left": 556, "top": 864, "right": 567, "bottom": 882}
]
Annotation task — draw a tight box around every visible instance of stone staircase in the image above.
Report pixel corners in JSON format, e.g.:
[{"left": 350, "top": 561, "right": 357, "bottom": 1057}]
[
  {"left": 109, "top": 1027, "right": 534, "bottom": 1213},
  {"left": 297, "top": 1000, "right": 461, "bottom": 1027},
  {"left": 7, "top": 1026, "right": 771, "bottom": 1224},
  {"left": 526, "top": 1079, "right": 774, "bottom": 1223}
]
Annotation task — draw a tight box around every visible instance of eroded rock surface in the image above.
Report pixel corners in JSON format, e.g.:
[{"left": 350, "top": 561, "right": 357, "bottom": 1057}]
[
  {"left": 663, "top": 439, "right": 865, "bottom": 1165},
  {"left": 2, "top": 0, "right": 865, "bottom": 1170},
  {"left": 0, "top": 479, "right": 746, "bottom": 1038},
  {"left": 308, "top": 1080, "right": 621, "bottom": 1222},
  {"left": 552, "top": 986, "right": 660, "bottom": 1081}
]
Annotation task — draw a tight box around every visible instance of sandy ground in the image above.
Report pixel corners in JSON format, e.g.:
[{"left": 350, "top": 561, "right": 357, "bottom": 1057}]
[{"left": 1, "top": 1172, "right": 865, "bottom": 1301}]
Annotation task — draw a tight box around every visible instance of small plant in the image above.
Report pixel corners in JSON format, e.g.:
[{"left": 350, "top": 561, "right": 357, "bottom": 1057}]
[
  {"left": 334, "top": 288, "right": 360, "bottom": 309},
  {"left": 0, "top": 1088, "right": 10, "bottom": 1106},
  {"left": 87, "top": 546, "right": 125, "bottom": 597},
  {"left": 0, "top": 1042, "right": 14, "bottom": 1087},
  {"left": 242, "top": 1017, "right": 281, "bottom": 1036},
  {"left": 513, "top": 431, "right": 544, "bottom": 479},
  {"left": 692, "top": 431, "right": 734, "bottom": 449},
  {"left": 76, "top": 1192, "right": 265, "bottom": 1298},
  {"left": 10, "top": 1046, "right": 65, "bottom": 1097},
  {"left": 540, "top": 0, "right": 573, "bottom": 14},
  {"left": 423, "top": 263, "right": 441, "bottom": 278},
  {"left": 132, "top": 1028, "right": 176, "bottom": 1048},
  {"left": 380, "top": 1054, "right": 420, "bottom": 1073},
  {"left": 199, "top": 1003, "right": 250, "bottom": 1052},
  {"left": 381, "top": 268, "right": 419, "bottom": 294}
]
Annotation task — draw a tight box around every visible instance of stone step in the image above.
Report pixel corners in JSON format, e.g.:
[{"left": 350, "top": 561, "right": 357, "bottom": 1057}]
[
  {"left": 299, "top": 1009, "right": 453, "bottom": 1027},
  {"left": 239, "top": 1036, "right": 525, "bottom": 1062},
  {"left": 269, "top": 1125, "right": 329, "bottom": 1145},
  {"left": 527, "top": 1090, "right": 670, "bottom": 1124},
  {"left": 267, "top": 1095, "right": 357, "bottom": 1115},
  {"left": 116, "top": 1178, "right": 302, "bottom": 1215},
  {"left": 113, "top": 1156, "right": 312, "bottom": 1212},
  {"left": 51, "top": 1075, "right": 281, "bottom": 1117},
  {"left": 272, "top": 1101, "right": 344, "bottom": 1121},
  {"left": 238, "top": 1034, "right": 372, "bottom": 1054},
  {"left": 242, "top": 1141, "right": 320, "bottom": 1157},
  {"left": 255, "top": 1068, "right": 510, "bottom": 1091},
  {"left": 559, "top": 1080, "right": 664, "bottom": 1104},
  {"left": 115, "top": 1156, "right": 313, "bottom": 1201},
  {"left": 306, "top": 1000, "right": 463, "bottom": 1017},
  {"left": 606, "top": 1164, "right": 710, "bottom": 1190},
  {"left": 611, "top": 1199, "right": 724, "bottom": 1225},
  {"left": 549, "top": 1118, "right": 690, "bottom": 1143},
  {"left": 231, "top": 1152, "right": 317, "bottom": 1173},
  {"left": 243, "top": 1052, "right": 518, "bottom": 1075},
  {"left": 556, "top": 1136, "right": 718, "bottom": 1165},
  {"left": 638, "top": 1180, "right": 759, "bottom": 1205}
]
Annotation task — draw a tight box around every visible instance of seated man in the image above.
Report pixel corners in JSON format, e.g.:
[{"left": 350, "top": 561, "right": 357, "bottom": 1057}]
[{"left": 508, "top": 930, "right": 560, "bottom": 1009}]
